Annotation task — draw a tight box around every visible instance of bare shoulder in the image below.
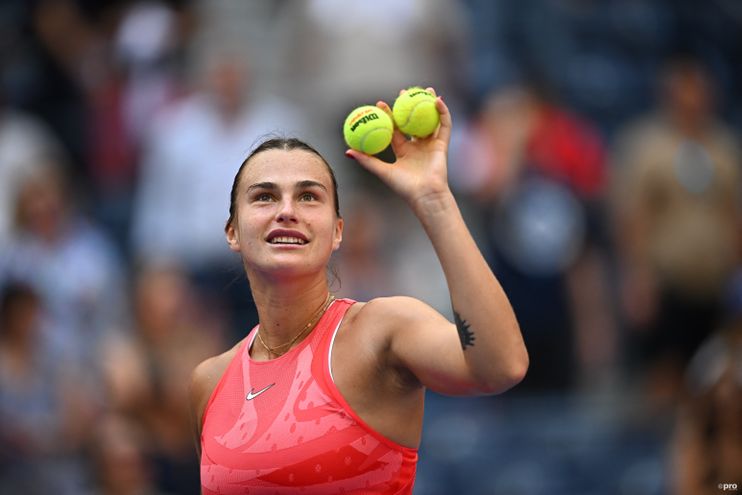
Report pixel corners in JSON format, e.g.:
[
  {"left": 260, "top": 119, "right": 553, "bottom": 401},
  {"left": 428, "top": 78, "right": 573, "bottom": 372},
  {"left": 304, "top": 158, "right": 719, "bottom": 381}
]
[
  {"left": 189, "top": 338, "right": 246, "bottom": 431},
  {"left": 355, "top": 296, "right": 444, "bottom": 324},
  {"left": 351, "top": 296, "right": 448, "bottom": 338}
]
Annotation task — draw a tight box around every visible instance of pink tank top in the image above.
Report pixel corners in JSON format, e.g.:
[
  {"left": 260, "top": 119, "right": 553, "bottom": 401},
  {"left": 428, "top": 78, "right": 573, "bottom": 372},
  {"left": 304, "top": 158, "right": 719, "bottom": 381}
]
[{"left": 200, "top": 298, "right": 418, "bottom": 494}]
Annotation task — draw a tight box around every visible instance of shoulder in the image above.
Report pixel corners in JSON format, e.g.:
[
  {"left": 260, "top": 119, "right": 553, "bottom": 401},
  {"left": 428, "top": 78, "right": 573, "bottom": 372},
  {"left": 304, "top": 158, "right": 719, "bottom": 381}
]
[
  {"left": 350, "top": 296, "right": 444, "bottom": 336},
  {"left": 189, "top": 339, "right": 246, "bottom": 429},
  {"left": 190, "top": 339, "right": 243, "bottom": 395},
  {"left": 613, "top": 115, "right": 664, "bottom": 152},
  {"left": 360, "top": 295, "right": 437, "bottom": 315}
]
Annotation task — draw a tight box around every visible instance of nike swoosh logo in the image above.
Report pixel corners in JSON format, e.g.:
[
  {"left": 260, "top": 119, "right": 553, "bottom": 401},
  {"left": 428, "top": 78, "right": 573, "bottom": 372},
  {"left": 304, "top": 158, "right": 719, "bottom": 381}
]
[{"left": 246, "top": 383, "right": 275, "bottom": 401}]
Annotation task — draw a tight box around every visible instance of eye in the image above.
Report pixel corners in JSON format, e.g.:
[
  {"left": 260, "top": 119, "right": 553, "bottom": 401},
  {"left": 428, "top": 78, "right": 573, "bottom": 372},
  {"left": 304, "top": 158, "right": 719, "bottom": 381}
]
[
  {"left": 299, "top": 192, "right": 317, "bottom": 201},
  {"left": 255, "top": 192, "right": 274, "bottom": 202}
]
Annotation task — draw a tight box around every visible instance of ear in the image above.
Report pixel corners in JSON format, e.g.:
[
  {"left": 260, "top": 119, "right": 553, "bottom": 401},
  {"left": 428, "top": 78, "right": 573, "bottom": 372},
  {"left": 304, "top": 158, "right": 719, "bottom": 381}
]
[
  {"left": 225, "top": 222, "right": 241, "bottom": 252},
  {"left": 332, "top": 217, "right": 344, "bottom": 252}
]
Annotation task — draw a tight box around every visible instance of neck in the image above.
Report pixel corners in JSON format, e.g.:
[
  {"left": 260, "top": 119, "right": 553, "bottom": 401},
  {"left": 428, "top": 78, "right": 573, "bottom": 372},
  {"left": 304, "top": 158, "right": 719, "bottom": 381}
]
[
  {"left": 248, "top": 272, "right": 333, "bottom": 357},
  {"left": 665, "top": 107, "right": 710, "bottom": 138}
]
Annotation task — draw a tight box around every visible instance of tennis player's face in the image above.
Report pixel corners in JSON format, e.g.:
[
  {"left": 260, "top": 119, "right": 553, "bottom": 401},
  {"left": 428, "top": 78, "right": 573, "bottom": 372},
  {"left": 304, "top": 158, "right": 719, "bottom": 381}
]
[{"left": 227, "top": 149, "right": 343, "bottom": 279}]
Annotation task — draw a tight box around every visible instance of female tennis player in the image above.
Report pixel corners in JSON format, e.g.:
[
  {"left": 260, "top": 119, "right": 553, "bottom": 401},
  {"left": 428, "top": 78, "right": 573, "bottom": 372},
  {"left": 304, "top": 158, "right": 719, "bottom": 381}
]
[{"left": 190, "top": 89, "right": 528, "bottom": 494}]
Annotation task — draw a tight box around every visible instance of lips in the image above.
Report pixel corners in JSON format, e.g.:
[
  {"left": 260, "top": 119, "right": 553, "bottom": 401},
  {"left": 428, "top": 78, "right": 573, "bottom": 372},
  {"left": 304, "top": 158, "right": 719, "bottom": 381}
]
[{"left": 265, "top": 229, "right": 309, "bottom": 245}]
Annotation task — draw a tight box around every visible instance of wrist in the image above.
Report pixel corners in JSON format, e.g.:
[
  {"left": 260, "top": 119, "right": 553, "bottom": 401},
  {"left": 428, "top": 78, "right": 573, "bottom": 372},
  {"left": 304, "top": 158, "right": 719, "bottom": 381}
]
[{"left": 410, "top": 188, "right": 457, "bottom": 221}]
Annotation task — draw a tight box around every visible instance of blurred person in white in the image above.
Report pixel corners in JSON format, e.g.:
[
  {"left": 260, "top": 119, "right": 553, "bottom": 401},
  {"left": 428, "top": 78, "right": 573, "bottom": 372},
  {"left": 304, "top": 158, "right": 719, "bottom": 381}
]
[
  {"left": 0, "top": 282, "right": 96, "bottom": 494},
  {"left": 114, "top": 0, "right": 192, "bottom": 148},
  {"left": 277, "top": 0, "right": 469, "bottom": 109},
  {"left": 87, "top": 0, "right": 193, "bottom": 247},
  {"left": 0, "top": 164, "right": 125, "bottom": 372},
  {"left": 130, "top": 39, "right": 307, "bottom": 337},
  {"left": 275, "top": 0, "right": 470, "bottom": 184},
  {"left": 612, "top": 53, "right": 741, "bottom": 412},
  {"left": 0, "top": 104, "right": 64, "bottom": 240},
  {"left": 99, "top": 262, "right": 224, "bottom": 494},
  {"left": 450, "top": 83, "right": 616, "bottom": 392}
]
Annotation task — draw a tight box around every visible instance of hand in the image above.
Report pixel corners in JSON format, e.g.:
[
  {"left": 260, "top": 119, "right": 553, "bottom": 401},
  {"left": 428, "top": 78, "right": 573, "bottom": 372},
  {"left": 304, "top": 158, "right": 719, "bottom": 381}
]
[{"left": 345, "top": 88, "right": 453, "bottom": 212}]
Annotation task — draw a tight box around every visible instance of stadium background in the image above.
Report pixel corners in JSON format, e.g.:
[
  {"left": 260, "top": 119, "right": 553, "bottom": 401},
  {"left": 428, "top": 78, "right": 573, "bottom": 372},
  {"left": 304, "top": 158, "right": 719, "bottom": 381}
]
[{"left": 0, "top": 1, "right": 740, "bottom": 494}]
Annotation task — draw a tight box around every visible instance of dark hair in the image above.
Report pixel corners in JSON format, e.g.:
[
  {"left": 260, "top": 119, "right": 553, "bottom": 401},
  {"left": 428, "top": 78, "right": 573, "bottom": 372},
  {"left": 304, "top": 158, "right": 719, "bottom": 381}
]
[{"left": 225, "top": 138, "right": 341, "bottom": 232}]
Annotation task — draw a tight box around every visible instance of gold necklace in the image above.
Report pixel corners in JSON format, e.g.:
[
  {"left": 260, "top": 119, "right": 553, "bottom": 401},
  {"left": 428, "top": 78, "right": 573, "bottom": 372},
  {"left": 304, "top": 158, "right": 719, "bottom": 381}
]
[{"left": 256, "top": 294, "right": 335, "bottom": 357}]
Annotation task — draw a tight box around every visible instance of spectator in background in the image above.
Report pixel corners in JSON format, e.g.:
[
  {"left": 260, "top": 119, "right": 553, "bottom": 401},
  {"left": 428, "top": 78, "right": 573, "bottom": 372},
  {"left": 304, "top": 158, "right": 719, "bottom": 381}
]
[
  {"left": 114, "top": 1, "right": 192, "bottom": 151},
  {"left": 15, "top": 0, "right": 92, "bottom": 183},
  {"left": 275, "top": 0, "right": 470, "bottom": 186},
  {"left": 451, "top": 81, "right": 616, "bottom": 392},
  {"left": 0, "top": 164, "right": 125, "bottom": 371},
  {"left": 0, "top": 104, "right": 64, "bottom": 240},
  {"left": 333, "top": 193, "right": 394, "bottom": 302},
  {"left": 88, "top": 0, "right": 193, "bottom": 247},
  {"left": 130, "top": 40, "right": 307, "bottom": 339},
  {"left": 612, "top": 54, "right": 740, "bottom": 412},
  {"left": 88, "top": 413, "right": 174, "bottom": 495},
  {"left": 12, "top": 0, "right": 194, "bottom": 252},
  {"left": 0, "top": 282, "right": 96, "bottom": 494},
  {"left": 671, "top": 295, "right": 742, "bottom": 495},
  {"left": 99, "top": 263, "right": 225, "bottom": 495}
]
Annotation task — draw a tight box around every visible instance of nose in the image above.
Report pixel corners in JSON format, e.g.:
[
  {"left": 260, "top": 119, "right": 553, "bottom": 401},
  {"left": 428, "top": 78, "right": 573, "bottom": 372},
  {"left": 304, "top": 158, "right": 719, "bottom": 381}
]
[{"left": 276, "top": 198, "right": 298, "bottom": 223}]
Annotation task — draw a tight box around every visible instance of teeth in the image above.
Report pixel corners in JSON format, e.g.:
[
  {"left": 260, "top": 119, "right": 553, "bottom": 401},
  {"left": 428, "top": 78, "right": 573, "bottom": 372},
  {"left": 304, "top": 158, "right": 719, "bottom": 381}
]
[{"left": 269, "top": 236, "right": 306, "bottom": 245}]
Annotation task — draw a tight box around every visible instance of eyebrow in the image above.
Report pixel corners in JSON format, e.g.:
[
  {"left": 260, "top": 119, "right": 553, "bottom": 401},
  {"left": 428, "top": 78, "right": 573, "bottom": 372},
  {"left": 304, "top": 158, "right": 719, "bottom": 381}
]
[
  {"left": 246, "top": 180, "right": 328, "bottom": 194},
  {"left": 297, "top": 180, "right": 328, "bottom": 192},
  {"left": 246, "top": 182, "right": 276, "bottom": 193}
]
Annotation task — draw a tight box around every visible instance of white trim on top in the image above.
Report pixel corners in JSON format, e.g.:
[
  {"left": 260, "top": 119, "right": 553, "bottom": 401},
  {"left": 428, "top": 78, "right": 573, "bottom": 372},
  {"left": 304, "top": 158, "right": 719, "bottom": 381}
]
[
  {"left": 327, "top": 317, "right": 344, "bottom": 383},
  {"left": 248, "top": 327, "right": 259, "bottom": 353}
]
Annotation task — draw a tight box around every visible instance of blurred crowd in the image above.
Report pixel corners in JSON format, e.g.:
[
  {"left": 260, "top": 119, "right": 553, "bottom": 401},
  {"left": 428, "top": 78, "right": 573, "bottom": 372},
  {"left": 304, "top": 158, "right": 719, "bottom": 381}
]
[{"left": 0, "top": 0, "right": 740, "bottom": 494}]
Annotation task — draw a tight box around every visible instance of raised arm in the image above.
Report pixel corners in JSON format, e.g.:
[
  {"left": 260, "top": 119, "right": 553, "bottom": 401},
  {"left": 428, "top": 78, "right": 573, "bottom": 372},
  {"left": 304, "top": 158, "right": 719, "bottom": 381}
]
[{"left": 346, "top": 91, "right": 528, "bottom": 395}]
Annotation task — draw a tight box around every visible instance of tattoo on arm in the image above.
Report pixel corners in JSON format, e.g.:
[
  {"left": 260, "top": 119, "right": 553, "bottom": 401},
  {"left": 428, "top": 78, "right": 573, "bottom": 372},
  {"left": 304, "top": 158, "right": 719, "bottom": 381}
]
[{"left": 454, "top": 310, "right": 476, "bottom": 349}]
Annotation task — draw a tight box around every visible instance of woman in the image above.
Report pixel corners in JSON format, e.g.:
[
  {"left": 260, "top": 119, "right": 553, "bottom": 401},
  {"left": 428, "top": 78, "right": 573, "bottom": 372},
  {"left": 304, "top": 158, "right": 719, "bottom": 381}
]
[{"left": 190, "top": 90, "right": 528, "bottom": 494}]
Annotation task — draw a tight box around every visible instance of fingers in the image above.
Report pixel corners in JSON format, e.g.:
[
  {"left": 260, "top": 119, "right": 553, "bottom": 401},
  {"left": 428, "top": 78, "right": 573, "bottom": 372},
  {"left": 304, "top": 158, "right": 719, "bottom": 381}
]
[
  {"left": 365, "top": 87, "right": 452, "bottom": 151},
  {"left": 377, "top": 100, "right": 392, "bottom": 116},
  {"left": 345, "top": 149, "right": 390, "bottom": 182},
  {"left": 434, "top": 95, "right": 452, "bottom": 145},
  {"left": 376, "top": 100, "right": 407, "bottom": 150}
]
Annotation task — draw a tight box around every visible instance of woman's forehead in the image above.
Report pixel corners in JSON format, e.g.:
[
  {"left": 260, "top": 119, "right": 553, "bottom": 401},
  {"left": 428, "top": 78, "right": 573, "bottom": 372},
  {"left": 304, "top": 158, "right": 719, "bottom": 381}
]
[{"left": 241, "top": 149, "right": 331, "bottom": 185}]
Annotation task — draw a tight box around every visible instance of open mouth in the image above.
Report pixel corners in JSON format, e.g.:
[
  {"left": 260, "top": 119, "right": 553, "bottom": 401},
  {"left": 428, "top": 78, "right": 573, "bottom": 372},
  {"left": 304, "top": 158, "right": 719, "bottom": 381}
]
[
  {"left": 267, "top": 236, "right": 307, "bottom": 245},
  {"left": 266, "top": 230, "right": 309, "bottom": 245}
]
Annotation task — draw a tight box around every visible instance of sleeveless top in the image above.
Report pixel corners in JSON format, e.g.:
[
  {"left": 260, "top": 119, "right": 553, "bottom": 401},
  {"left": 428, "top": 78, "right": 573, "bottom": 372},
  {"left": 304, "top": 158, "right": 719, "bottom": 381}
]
[{"left": 200, "top": 298, "right": 418, "bottom": 494}]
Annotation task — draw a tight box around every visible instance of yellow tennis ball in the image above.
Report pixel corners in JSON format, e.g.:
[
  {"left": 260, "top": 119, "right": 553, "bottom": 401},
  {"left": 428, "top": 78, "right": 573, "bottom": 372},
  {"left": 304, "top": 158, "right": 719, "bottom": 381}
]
[
  {"left": 343, "top": 105, "right": 393, "bottom": 155},
  {"left": 392, "top": 87, "right": 440, "bottom": 138}
]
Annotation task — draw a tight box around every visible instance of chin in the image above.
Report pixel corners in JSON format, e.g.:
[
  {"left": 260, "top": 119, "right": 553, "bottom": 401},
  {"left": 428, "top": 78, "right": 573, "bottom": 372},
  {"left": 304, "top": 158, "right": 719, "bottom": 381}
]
[{"left": 250, "top": 257, "right": 326, "bottom": 281}]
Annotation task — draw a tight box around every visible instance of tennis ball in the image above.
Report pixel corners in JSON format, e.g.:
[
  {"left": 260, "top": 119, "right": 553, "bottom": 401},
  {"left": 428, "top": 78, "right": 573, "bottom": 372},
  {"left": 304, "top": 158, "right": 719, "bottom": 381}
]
[
  {"left": 392, "top": 87, "right": 440, "bottom": 138},
  {"left": 343, "top": 105, "right": 393, "bottom": 155}
]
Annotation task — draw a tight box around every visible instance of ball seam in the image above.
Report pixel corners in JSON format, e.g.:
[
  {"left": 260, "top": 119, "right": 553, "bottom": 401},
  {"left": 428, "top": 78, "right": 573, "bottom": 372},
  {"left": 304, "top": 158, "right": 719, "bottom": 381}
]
[{"left": 396, "top": 100, "right": 430, "bottom": 131}]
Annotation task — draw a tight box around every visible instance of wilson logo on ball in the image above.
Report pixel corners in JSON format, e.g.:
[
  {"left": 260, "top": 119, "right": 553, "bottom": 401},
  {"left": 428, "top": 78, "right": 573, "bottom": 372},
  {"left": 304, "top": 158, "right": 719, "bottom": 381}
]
[{"left": 350, "top": 113, "right": 380, "bottom": 132}]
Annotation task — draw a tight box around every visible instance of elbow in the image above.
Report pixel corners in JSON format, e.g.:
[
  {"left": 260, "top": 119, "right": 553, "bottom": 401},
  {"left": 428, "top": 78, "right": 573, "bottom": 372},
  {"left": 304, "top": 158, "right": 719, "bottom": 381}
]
[
  {"left": 503, "top": 340, "right": 530, "bottom": 390},
  {"left": 477, "top": 352, "right": 529, "bottom": 395},
  {"left": 507, "top": 353, "right": 529, "bottom": 388}
]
